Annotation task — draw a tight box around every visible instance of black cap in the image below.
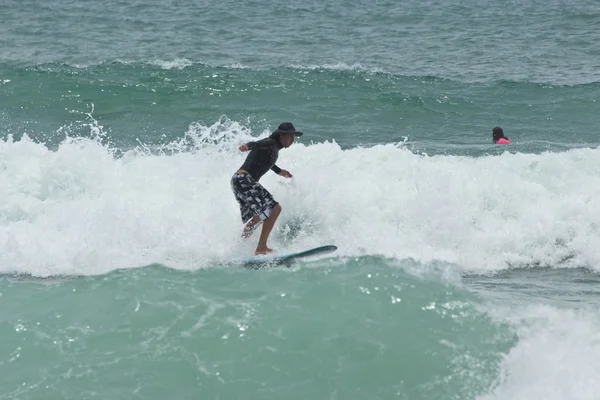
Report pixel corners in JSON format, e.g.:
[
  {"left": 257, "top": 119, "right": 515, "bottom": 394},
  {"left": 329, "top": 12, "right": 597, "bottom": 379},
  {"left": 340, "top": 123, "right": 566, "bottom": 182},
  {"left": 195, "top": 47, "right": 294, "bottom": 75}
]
[{"left": 271, "top": 122, "right": 303, "bottom": 137}]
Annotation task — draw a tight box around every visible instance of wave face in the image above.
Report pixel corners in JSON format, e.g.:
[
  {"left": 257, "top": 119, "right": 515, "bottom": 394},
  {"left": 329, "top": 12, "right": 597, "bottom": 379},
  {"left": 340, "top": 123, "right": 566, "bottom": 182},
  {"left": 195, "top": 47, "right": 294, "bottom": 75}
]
[{"left": 1, "top": 62, "right": 598, "bottom": 158}]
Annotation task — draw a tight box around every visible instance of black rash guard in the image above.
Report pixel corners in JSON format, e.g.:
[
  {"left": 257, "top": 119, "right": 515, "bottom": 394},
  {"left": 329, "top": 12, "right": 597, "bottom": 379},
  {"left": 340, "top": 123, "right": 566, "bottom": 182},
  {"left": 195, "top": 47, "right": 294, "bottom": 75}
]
[{"left": 239, "top": 136, "right": 283, "bottom": 181}]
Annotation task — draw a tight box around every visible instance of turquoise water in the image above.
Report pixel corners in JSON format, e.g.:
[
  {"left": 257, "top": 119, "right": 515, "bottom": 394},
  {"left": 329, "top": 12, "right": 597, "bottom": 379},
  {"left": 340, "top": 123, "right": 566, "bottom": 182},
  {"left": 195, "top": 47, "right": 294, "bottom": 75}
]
[{"left": 2, "top": 0, "right": 600, "bottom": 399}]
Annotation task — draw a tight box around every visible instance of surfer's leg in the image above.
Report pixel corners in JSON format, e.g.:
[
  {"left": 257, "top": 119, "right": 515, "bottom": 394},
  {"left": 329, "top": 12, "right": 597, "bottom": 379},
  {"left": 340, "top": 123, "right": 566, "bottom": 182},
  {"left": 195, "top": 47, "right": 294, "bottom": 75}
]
[
  {"left": 255, "top": 204, "right": 281, "bottom": 255},
  {"left": 242, "top": 216, "right": 262, "bottom": 238},
  {"left": 231, "top": 172, "right": 280, "bottom": 254}
]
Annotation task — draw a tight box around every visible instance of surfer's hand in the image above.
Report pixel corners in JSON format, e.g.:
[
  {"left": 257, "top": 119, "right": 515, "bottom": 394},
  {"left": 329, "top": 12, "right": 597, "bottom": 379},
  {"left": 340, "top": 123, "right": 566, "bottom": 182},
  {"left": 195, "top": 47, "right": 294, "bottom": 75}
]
[
  {"left": 279, "top": 170, "right": 292, "bottom": 178},
  {"left": 239, "top": 144, "right": 249, "bottom": 152}
]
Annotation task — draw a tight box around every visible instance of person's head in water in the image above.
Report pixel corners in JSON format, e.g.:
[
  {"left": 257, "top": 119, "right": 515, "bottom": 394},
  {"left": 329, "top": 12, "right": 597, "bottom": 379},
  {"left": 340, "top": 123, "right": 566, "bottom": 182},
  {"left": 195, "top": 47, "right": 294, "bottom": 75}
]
[
  {"left": 492, "top": 126, "right": 511, "bottom": 144},
  {"left": 270, "top": 122, "right": 303, "bottom": 148}
]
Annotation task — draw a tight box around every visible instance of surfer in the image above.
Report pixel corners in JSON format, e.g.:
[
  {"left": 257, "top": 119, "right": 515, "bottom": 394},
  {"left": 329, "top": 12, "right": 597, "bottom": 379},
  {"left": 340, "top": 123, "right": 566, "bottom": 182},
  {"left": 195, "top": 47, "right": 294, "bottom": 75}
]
[
  {"left": 492, "top": 126, "right": 511, "bottom": 144},
  {"left": 230, "top": 122, "right": 303, "bottom": 255}
]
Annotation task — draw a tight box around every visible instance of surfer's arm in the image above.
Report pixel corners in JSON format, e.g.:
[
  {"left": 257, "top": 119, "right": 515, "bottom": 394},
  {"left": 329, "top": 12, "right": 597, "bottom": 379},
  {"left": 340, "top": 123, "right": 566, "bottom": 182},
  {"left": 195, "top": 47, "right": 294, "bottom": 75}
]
[
  {"left": 272, "top": 165, "right": 292, "bottom": 178},
  {"left": 246, "top": 141, "right": 259, "bottom": 150},
  {"left": 240, "top": 138, "right": 271, "bottom": 152},
  {"left": 239, "top": 141, "right": 257, "bottom": 152}
]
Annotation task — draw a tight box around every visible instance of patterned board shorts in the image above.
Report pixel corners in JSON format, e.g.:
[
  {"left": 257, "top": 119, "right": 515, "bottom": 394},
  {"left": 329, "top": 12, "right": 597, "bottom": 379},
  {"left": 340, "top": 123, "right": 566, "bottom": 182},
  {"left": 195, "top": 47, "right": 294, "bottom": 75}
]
[{"left": 230, "top": 173, "right": 279, "bottom": 223}]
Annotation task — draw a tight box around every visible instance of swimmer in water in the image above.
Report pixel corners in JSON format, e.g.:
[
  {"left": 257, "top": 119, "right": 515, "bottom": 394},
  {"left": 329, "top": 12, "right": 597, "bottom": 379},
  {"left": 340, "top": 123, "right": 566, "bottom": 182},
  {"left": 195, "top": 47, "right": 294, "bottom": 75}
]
[{"left": 492, "top": 127, "right": 511, "bottom": 144}]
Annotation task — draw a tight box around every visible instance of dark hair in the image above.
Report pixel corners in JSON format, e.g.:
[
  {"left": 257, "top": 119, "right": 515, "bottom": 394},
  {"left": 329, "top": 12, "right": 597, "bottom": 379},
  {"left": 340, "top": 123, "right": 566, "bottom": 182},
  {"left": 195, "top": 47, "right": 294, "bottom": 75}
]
[{"left": 492, "top": 126, "right": 508, "bottom": 143}]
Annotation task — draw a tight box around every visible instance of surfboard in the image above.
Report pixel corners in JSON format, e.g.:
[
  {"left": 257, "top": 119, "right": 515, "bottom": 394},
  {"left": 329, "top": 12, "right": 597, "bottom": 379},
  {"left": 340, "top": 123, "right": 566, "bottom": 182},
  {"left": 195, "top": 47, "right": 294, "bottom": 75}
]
[{"left": 242, "top": 245, "right": 338, "bottom": 269}]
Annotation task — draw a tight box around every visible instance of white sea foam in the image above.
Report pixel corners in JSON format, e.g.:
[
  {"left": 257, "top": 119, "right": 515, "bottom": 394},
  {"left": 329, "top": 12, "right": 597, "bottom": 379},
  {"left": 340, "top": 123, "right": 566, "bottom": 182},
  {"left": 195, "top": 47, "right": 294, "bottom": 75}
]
[
  {"left": 480, "top": 305, "right": 600, "bottom": 400},
  {"left": 1, "top": 119, "right": 600, "bottom": 276}
]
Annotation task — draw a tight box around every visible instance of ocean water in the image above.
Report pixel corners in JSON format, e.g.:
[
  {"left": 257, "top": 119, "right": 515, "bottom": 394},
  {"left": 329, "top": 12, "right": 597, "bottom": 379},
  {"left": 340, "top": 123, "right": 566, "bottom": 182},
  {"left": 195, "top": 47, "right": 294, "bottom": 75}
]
[{"left": 2, "top": 0, "right": 600, "bottom": 399}]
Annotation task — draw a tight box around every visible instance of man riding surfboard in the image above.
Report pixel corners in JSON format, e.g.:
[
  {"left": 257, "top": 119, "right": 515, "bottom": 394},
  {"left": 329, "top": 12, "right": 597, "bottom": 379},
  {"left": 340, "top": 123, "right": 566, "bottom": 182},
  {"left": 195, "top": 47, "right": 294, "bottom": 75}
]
[{"left": 230, "top": 122, "right": 303, "bottom": 255}]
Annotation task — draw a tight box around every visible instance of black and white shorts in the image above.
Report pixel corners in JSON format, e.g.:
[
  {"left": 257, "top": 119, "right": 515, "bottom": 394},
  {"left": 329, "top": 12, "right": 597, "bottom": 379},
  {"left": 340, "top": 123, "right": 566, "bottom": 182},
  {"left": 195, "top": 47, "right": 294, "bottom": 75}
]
[{"left": 230, "top": 173, "right": 279, "bottom": 223}]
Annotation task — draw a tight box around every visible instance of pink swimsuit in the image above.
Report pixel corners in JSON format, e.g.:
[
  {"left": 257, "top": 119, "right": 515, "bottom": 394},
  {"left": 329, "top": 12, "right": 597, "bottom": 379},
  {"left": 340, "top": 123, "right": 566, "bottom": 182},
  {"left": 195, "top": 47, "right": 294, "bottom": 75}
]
[{"left": 496, "top": 138, "right": 511, "bottom": 144}]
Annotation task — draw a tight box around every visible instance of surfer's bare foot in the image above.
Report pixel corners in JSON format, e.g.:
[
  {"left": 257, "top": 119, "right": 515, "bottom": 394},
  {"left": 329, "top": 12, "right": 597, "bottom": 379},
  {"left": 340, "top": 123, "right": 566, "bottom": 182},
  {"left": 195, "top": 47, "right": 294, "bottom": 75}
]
[{"left": 255, "top": 247, "right": 274, "bottom": 255}]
